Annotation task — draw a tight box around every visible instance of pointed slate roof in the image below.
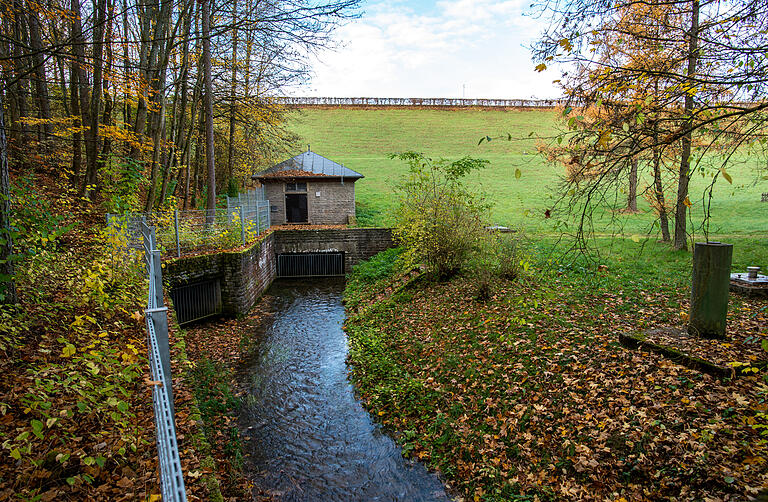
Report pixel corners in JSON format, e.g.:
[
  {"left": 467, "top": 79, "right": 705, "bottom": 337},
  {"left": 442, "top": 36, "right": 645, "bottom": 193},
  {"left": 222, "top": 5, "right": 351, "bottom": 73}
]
[{"left": 253, "top": 149, "right": 363, "bottom": 180}]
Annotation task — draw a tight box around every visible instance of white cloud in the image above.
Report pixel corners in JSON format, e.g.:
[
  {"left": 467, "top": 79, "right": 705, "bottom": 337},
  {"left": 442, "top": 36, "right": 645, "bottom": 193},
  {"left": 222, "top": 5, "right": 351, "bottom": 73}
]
[{"left": 293, "top": 0, "right": 562, "bottom": 99}]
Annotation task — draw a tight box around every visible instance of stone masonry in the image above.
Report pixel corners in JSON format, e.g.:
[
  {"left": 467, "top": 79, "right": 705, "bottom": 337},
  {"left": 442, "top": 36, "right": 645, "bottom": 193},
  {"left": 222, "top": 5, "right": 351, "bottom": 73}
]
[
  {"left": 273, "top": 228, "right": 393, "bottom": 273},
  {"left": 164, "top": 228, "right": 393, "bottom": 318},
  {"left": 164, "top": 233, "right": 276, "bottom": 317},
  {"left": 263, "top": 179, "right": 356, "bottom": 225}
]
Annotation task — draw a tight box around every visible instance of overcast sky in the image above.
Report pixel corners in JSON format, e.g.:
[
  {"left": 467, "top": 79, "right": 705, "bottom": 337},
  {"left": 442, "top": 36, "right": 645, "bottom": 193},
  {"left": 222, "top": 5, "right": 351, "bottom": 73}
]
[{"left": 293, "top": 0, "right": 562, "bottom": 99}]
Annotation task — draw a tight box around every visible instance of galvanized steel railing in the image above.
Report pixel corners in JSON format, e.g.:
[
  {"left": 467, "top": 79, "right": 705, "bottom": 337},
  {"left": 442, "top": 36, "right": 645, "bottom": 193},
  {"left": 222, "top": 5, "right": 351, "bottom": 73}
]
[
  {"left": 142, "top": 222, "right": 187, "bottom": 502},
  {"left": 277, "top": 96, "right": 567, "bottom": 107}
]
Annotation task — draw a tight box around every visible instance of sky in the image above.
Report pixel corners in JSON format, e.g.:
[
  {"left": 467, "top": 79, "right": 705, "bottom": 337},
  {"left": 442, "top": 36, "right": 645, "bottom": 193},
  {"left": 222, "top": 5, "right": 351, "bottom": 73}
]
[{"left": 293, "top": 0, "right": 562, "bottom": 99}]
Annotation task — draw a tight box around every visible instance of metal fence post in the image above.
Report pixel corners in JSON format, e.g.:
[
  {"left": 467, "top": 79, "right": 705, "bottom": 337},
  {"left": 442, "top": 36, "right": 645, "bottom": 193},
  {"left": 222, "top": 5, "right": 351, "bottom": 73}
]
[
  {"left": 150, "top": 246, "right": 176, "bottom": 417},
  {"left": 151, "top": 250, "right": 163, "bottom": 309},
  {"left": 239, "top": 204, "right": 246, "bottom": 245},
  {"left": 174, "top": 210, "right": 181, "bottom": 257},
  {"left": 256, "top": 202, "right": 261, "bottom": 235},
  {"left": 139, "top": 221, "right": 186, "bottom": 501}
]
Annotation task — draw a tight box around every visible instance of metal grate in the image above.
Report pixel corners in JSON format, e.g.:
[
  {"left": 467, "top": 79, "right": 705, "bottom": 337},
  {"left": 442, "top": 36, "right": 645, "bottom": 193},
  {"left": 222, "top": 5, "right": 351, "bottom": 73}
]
[
  {"left": 169, "top": 280, "right": 223, "bottom": 325},
  {"left": 277, "top": 252, "right": 344, "bottom": 278}
]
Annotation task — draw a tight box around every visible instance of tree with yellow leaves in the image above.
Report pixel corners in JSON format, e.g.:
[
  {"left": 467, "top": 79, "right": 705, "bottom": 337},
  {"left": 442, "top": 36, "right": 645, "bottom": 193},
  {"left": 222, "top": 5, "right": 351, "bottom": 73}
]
[{"left": 533, "top": 0, "right": 768, "bottom": 251}]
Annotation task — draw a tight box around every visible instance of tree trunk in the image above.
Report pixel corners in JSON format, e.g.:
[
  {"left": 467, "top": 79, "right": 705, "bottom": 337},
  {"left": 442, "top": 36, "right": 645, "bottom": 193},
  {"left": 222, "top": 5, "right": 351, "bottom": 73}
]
[
  {"left": 627, "top": 157, "right": 638, "bottom": 212},
  {"left": 11, "top": 0, "right": 30, "bottom": 143},
  {"left": 688, "top": 242, "right": 732, "bottom": 338},
  {"left": 0, "top": 91, "right": 17, "bottom": 304},
  {"left": 168, "top": 11, "right": 192, "bottom": 206},
  {"left": 0, "top": 34, "right": 19, "bottom": 146},
  {"left": 71, "top": 0, "right": 91, "bottom": 178},
  {"left": 201, "top": 0, "right": 216, "bottom": 222},
  {"left": 128, "top": 0, "right": 154, "bottom": 161},
  {"left": 69, "top": 61, "right": 82, "bottom": 187},
  {"left": 143, "top": 90, "right": 166, "bottom": 211},
  {"left": 227, "top": 0, "right": 239, "bottom": 194},
  {"left": 55, "top": 51, "right": 70, "bottom": 117},
  {"left": 81, "top": 0, "right": 107, "bottom": 198},
  {"left": 26, "top": 3, "right": 52, "bottom": 138},
  {"left": 49, "top": 14, "right": 70, "bottom": 118},
  {"left": 181, "top": 76, "right": 202, "bottom": 209},
  {"left": 183, "top": 10, "right": 202, "bottom": 209},
  {"left": 652, "top": 122, "right": 671, "bottom": 242},
  {"left": 140, "top": 0, "right": 174, "bottom": 210},
  {"left": 191, "top": 111, "right": 203, "bottom": 209},
  {"left": 98, "top": 2, "right": 115, "bottom": 175},
  {"left": 673, "top": 0, "right": 699, "bottom": 251},
  {"left": 122, "top": 0, "right": 131, "bottom": 125}
]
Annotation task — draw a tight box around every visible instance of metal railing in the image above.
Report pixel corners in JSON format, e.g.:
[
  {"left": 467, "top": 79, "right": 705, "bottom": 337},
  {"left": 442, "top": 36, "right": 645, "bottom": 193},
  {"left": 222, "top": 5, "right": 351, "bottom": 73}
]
[
  {"left": 277, "top": 96, "right": 567, "bottom": 107},
  {"left": 226, "top": 187, "right": 266, "bottom": 209},
  {"left": 142, "top": 222, "right": 187, "bottom": 502},
  {"left": 107, "top": 202, "right": 271, "bottom": 258}
]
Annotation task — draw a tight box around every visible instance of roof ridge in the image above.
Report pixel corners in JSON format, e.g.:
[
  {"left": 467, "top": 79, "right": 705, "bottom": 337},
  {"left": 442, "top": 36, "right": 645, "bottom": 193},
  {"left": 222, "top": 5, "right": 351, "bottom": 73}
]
[{"left": 253, "top": 150, "right": 364, "bottom": 179}]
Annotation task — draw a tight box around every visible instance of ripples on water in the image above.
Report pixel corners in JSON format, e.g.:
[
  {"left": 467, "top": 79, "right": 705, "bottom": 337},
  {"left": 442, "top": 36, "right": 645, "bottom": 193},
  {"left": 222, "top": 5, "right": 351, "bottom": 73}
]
[{"left": 239, "top": 279, "right": 450, "bottom": 502}]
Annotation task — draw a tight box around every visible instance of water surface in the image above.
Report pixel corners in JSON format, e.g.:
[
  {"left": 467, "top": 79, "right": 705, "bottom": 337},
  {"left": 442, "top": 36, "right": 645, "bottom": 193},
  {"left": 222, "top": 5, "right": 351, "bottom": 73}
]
[{"left": 239, "top": 279, "right": 450, "bottom": 502}]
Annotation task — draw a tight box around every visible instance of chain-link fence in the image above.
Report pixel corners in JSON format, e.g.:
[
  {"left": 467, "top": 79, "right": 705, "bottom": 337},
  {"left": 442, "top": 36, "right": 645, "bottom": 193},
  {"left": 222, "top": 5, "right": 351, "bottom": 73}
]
[
  {"left": 141, "top": 222, "right": 187, "bottom": 502},
  {"left": 107, "top": 199, "right": 271, "bottom": 258},
  {"left": 226, "top": 187, "right": 266, "bottom": 211}
]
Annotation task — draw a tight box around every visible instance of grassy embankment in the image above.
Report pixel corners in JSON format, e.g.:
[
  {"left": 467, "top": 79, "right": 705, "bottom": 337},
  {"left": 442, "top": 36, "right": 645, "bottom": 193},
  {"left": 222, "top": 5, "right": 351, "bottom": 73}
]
[
  {"left": 287, "top": 107, "right": 768, "bottom": 500},
  {"left": 344, "top": 241, "right": 768, "bottom": 501},
  {"left": 288, "top": 106, "right": 767, "bottom": 238}
]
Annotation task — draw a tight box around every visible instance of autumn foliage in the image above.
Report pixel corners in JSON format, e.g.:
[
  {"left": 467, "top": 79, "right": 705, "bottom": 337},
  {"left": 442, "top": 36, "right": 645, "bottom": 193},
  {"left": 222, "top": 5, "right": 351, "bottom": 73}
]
[{"left": 344, "top": 245, "right": 768, "bottom": 501}]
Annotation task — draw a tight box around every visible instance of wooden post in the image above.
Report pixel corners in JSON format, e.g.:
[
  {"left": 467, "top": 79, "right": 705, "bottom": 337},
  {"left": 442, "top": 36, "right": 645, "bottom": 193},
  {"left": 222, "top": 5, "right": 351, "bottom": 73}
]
[{"left": 688, "top": 242, "right": 732, "bottom": 338}]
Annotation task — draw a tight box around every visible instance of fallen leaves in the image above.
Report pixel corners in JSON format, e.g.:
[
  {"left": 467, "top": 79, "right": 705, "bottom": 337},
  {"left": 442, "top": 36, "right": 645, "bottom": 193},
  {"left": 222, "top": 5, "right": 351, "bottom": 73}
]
[{"left": 344, "top": 267, "right": 768, "bottom": 501}]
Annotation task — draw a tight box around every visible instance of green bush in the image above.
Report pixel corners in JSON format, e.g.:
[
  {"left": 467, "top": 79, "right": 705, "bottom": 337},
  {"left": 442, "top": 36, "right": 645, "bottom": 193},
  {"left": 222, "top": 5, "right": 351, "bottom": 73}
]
[{"left": 392, "top": 152, "right": 490, "bottom": 279}]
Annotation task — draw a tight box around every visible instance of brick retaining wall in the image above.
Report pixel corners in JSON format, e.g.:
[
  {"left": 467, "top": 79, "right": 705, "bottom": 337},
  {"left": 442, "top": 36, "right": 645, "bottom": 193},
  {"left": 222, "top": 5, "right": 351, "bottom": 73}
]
[
  {"left": 164, "top": 228, "right": 393, "bottom": 318},
  {"left": 273, "top": 228, "right": 393, "bottom": 272},
  {"left": 164, "top": 233, "right": 276, "bottom": 317}
]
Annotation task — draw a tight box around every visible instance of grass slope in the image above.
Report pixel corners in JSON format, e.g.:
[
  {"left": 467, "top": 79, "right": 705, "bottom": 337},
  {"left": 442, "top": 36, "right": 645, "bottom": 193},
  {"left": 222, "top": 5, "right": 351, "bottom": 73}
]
[
  {"left": 288, "top": 107, "right": 768, "bottom": 237},
  {"left": 344, "top": 244, "right": 768, "bottom": 501}
]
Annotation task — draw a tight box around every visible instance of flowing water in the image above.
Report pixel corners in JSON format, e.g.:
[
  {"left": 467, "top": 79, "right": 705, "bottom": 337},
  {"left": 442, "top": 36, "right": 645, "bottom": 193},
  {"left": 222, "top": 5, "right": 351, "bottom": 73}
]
[{"left": 239, "top": 279, "right": 451, "bottom": 502}]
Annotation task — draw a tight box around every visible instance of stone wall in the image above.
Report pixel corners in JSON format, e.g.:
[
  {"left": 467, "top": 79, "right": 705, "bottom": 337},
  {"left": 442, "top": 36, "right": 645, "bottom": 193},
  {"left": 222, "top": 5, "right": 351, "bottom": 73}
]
[
  {"left": 261, "top": 179, "right": 357, "bottom": 225},
  {"left": 164, "top": 233, "right": 276, "bottom": 317},
  {"left": 263, "top": 183, "right": 286, "bottom": 224},
  {"left": 273, "top": 228, "right": 393, "bottom": 273},
  {"left": 308, "top": 180, "right": 355, "bottom": 225},
  {"left": 164, "top": 227, "right": 392, "bottom": 319}
]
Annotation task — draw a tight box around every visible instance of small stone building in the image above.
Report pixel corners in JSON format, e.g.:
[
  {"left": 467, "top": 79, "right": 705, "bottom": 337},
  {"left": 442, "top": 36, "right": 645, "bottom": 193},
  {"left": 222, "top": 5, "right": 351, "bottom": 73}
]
[{"left": 252, "top": 149, "right": 363, "bottom": 225}]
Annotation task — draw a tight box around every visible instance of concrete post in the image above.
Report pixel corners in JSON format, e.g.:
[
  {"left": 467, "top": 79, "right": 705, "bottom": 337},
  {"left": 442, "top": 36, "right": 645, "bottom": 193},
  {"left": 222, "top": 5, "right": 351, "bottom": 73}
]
[{"left": 688, "top": 242, "right": 733, "bottom": 338}]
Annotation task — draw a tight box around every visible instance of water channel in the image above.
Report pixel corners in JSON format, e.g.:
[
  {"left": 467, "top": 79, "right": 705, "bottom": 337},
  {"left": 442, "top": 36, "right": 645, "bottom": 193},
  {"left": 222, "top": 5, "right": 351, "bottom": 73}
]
[{"left": 238, "top": 279, "right": 451, "bottom": 502}]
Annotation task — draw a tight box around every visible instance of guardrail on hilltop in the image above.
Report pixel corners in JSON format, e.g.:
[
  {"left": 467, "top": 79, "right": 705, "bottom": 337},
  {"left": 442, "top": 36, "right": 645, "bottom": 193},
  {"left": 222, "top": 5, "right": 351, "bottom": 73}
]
[{"left": 278, "top": 96, "right": 566, "bottom": 107}]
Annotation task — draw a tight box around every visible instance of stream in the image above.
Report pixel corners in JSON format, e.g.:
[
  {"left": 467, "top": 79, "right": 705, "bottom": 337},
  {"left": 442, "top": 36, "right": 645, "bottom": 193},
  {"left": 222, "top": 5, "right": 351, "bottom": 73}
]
[{"left": 238, "top": 279, "right": 451, "bottom": 502}]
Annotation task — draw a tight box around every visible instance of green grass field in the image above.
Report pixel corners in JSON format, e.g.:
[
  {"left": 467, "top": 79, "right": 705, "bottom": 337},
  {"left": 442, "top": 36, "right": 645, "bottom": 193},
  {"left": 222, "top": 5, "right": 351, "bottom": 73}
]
[{"left": 287, "top": 107, "right": 767, "bottom": 239}]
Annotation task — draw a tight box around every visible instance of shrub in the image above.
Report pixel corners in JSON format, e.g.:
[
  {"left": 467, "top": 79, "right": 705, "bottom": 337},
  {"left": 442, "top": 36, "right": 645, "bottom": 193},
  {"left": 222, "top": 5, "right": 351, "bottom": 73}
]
[
  {"left": 392, "top": 152, "right": 490, "bottom": 279},
  {"left": 470, "top": 231, "right": 529, "bottom": 299}
]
